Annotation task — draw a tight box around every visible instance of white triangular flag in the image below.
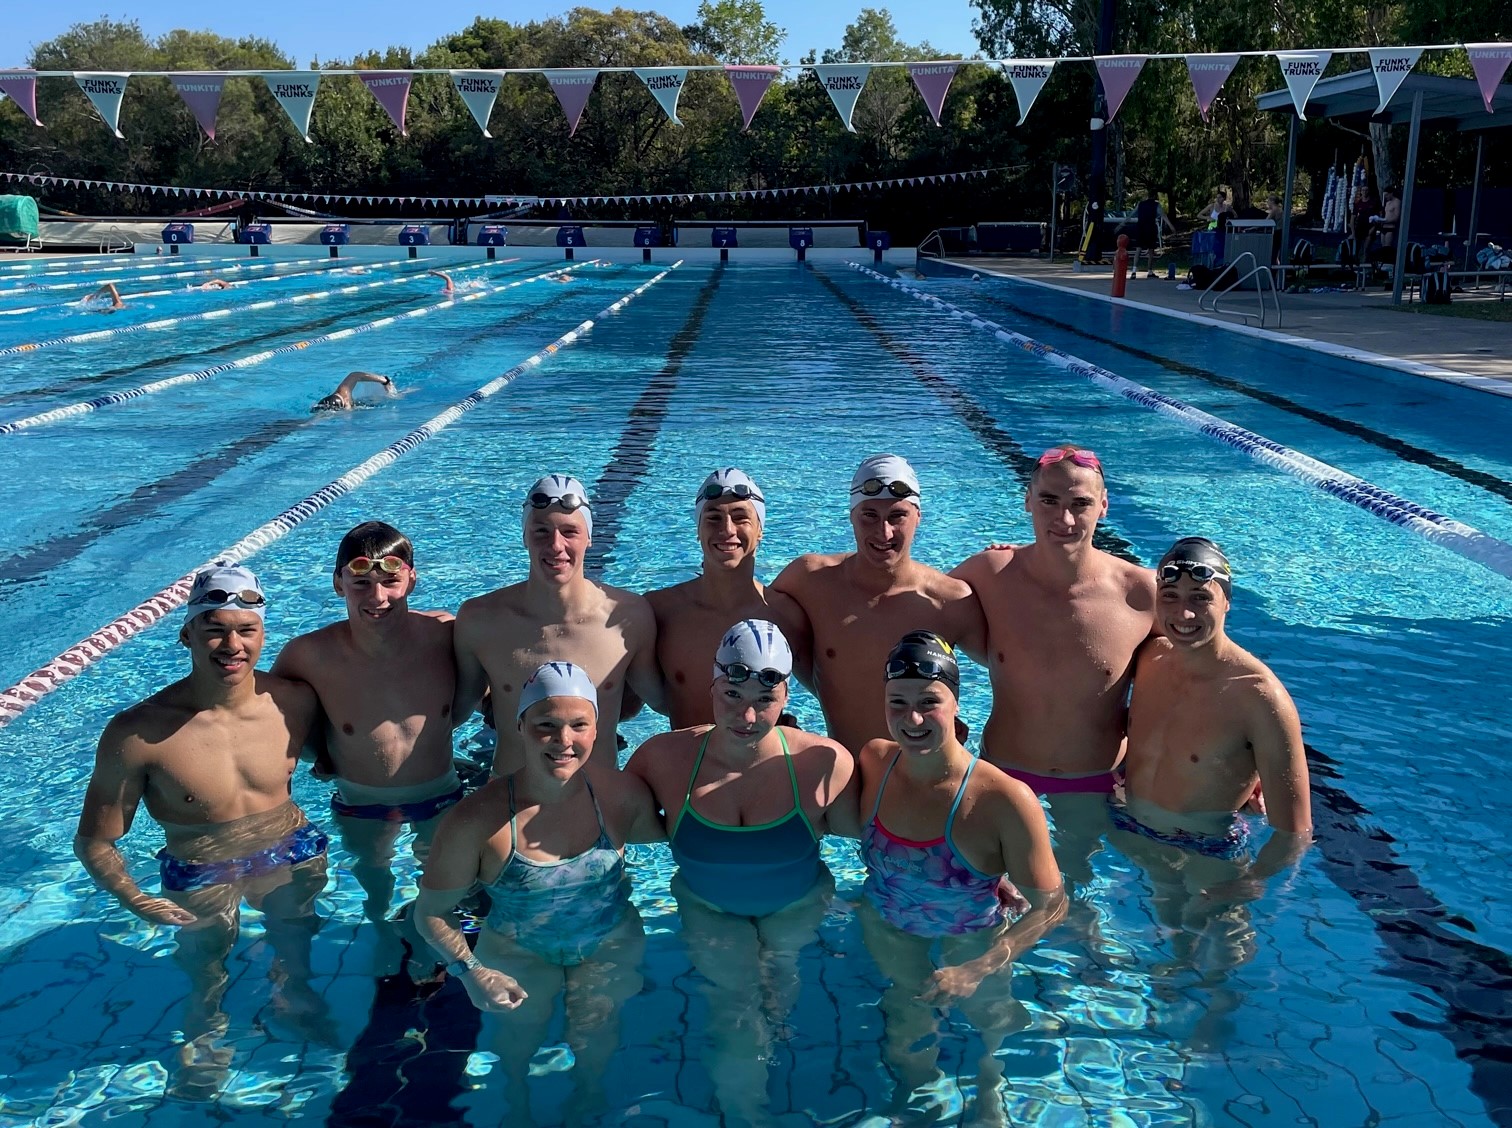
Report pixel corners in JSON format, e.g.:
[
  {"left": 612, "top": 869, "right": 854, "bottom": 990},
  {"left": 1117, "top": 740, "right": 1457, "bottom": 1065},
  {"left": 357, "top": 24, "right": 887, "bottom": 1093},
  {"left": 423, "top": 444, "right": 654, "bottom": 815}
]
[
  {"left": 1276, "top": 51, "right": 1331, "bottom": 120},
  {"left": 635, "top": 68, "right": 687, "bottom": 125},
  {"left": 75, "top": 73, "right": 129, "bottom": 138},
  {"left": 450, "top": 71, "right": 501, "bottom": 137},
  {"left": 1001, "top": 59, "right": 1055, "bottom": 125},
  {"left": 810, "top": 64, "right": 872, "bottom": 132},
  {"left": 1368, "top": 48, "right": 1420, "bottom": 114},
  {"left": 262, "top": 72, "right": 321, "bottom": 141}
]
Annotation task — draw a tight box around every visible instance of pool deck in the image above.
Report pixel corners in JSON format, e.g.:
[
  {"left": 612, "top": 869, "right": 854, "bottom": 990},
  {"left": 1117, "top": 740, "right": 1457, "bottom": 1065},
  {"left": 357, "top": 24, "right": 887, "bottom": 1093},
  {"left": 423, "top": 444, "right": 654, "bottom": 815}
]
[{"left": 940, "top": 256, "right": 1512, "bottom": 397}]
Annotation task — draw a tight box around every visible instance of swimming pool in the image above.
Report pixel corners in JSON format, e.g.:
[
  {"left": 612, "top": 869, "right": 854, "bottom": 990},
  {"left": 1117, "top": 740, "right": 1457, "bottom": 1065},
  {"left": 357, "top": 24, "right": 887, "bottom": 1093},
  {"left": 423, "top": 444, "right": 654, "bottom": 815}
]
[{"left": 0, "top": 251, "right": 1509, "bottom": 1127}]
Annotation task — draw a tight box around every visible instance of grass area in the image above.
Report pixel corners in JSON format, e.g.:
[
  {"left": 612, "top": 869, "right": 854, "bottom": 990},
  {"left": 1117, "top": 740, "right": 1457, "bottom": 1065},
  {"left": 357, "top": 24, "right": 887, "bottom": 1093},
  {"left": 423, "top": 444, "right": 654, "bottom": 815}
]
[{"left": 1385, "top": 299, "right": 1512, "bottom": 322}]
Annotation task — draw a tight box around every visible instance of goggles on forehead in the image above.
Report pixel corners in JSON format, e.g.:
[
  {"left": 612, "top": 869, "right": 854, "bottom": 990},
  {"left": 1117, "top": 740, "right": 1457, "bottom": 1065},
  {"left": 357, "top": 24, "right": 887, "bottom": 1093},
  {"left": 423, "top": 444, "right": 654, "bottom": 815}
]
[
  {"left": 1036, "top": 447, "right": 1103, "bottom": 474},
  {"left": 698, "top": 481, "right": 765, "bottom": 504},
  {"left": 344, "top": 554, "right": 408, "bottom": 577},
  {"left": 884, "top": 656, "right": 955, "bottom": 684},
  {"left": 193, "top": 588, "right": 266, "bottom": 609},
  {"left": 716, "top": 661, "right": 788, "bottom": 688},
  {"left": 528, "top": 491, "right": 589, "bottom": 514},
  {"left": 852, "top": 478, "right": 918, "bottom": 500},
  {"left": 1157, "top": 560, "right": 1229, "bottom": 586}
]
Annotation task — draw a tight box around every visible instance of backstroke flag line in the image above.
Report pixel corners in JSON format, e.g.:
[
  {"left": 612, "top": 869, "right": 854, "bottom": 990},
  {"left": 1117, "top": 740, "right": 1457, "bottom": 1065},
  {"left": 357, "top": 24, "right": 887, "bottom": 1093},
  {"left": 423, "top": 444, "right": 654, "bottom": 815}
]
[
  {"left": 724, "top": 65, "right": 779, "bottom": 130},
  {"left": 360, "top": 72, "right": 413, "bottom": 135},
  {"left": 1467, "top": 43, "right": 1512, "bottom": 111},
  {"left": 545, "top": 69, "right": 599, "bottom": 136},
  {"left": 907, "top": 62, "right": 959, "bottom": 126},
  {"left": 1185, "top": 53, "right": 1240, "bottom": 122},
  {"left": 263, "top": 71, "right": 321, "bottom": 142},
  {"left": 1094, "top": 55, "right": 1146, "bottom": 121},
  {"left": 1277, "top": 50, "right": 1331, "bottom": 119},
  {"left": 450, "top": 71, "right": 501, "bottom": 137},
  {"left": 75, "top": 73, "right": 129, "bottom": 138},
  {"left": 1002, "top": 60, "right": 1054, "bottom": 125},
  {"left": 0, "top": 72, "right": 42, "bottom": 127},
  {"left": 812, "top": 64, "right": 872, "bottom": 132},
  {"left": 635, "top": 68, "right": 687, "bottom": 125},
  {"left": 171, "top": 73, "right": 226, "bottom": 140}
]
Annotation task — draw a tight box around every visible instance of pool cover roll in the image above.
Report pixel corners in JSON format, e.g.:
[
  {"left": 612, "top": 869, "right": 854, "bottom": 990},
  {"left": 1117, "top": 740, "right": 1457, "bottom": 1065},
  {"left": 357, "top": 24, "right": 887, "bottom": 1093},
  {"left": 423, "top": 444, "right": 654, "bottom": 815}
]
[{"left": 0, "top": 195, "right": 39, "bottom": 242}]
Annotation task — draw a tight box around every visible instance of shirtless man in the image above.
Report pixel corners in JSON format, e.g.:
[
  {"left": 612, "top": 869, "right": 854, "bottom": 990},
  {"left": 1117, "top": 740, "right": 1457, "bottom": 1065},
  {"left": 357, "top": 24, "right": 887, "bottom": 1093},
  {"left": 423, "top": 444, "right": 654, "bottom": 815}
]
[
  {"left": 453, "top": 474, "right": 664, "bottom": 775},
  {"left": 426, "top": 269, "right": 455, "bottom": 296},
  {"left": 83, "top": 281, "right": 125, "bottom": 311},
  {"left": 75, "top": 565, "right": 329, "bottom": 1097},
  {"left": 1115, "top": 537, "right": 1311, "bottom": 941},
  {"left": 952, "top": 445, "right": 1155, "bottom": 882},
  {"left": 646, "top": 467, "right": 812, "bottom": 727},
  {"left": 312, "top": 371, "right": 395, "bottom": 412},
  {"left": 771, "top": 454, "right": 985, "bottom": 756},
  {"left": 270, "top": 522, "right": 461, "bottom": 931}
]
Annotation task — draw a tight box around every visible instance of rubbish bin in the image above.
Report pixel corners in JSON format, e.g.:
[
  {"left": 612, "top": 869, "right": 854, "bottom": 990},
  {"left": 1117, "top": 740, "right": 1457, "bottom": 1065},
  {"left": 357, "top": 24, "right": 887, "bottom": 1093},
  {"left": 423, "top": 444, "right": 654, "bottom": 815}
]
[{"left": 1224, "top": 220, "right": 1274, "bottom": 288}]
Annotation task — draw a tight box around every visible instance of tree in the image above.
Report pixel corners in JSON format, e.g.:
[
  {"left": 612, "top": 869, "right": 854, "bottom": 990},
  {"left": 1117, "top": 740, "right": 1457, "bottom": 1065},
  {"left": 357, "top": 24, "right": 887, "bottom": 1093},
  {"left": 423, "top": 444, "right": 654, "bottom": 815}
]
[{"left": 686, "top": 0, "right": 785, "bottom": 65}]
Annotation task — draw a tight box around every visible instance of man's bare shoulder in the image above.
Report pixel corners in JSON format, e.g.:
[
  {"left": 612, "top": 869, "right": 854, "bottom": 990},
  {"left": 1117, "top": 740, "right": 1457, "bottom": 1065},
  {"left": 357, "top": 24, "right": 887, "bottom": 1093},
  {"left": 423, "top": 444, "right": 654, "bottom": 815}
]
[
  {"left": 456, "top": 583, "right": 529, "bottom": 626},
  {"left": 952, "top": 545, "right": 1021, "bottom": 584},
  {"left": 415, "top": 609, "right": 456, "bottom": 626},
  {"left": 275, "top": 621, "right": 350, "bottom": 668},
  {"left": 916, "top": 564, "right": 975, "bottom": 603},
  {"left": 601, "top": 583, "right": 656, "bottom": 635},
  {"left": 101, "top": 685, "right": 191, "bottom": 755},
  {"left": 775, "top": 552, "right": 850, "bottom": 588},
  {"left": 1222, "top": 646, "right": 1295, "bottom": 713},
  {"left": 258, "top": 670, "right": 318, "bottom": 716},
  {"left": 645, "top": 577, "right": 700, "bottom": 618},
  {"left": 1111, "top": 555, "right": 1157, "bottom": 603}
]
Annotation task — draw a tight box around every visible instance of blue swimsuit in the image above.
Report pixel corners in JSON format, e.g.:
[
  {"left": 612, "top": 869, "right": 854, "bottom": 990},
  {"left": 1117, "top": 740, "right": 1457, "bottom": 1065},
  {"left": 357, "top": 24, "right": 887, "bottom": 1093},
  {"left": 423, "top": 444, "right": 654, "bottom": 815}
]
[
  {"left": 669, "top": 730, "right": 822, "bottom": 917},
  {"left": 482, "top": 777, "right": 630, "bottom": 966}
]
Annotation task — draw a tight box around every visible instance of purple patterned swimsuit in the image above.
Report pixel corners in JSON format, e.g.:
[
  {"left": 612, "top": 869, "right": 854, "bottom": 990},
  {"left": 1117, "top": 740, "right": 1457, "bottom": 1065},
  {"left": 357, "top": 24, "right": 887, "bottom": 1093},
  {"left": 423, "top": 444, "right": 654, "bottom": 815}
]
[{"left": 861, "top": 753, "right": 1009, "bottom": 937}]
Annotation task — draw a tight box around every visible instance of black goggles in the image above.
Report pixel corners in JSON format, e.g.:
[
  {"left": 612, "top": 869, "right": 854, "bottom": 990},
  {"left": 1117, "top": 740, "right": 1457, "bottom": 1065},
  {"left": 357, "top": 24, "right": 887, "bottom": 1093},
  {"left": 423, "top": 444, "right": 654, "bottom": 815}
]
[
  {"left": 194, "top": 588, "right": 266, "bottom": 608},
  {"left": 527, "top": 491, "right": 589, "bottom": 513},
  {"left": 1157, "top": 560, "right": 1229, "bottom": 586},
  {"left": 716, "top": 661, "right": 788, "bottom": 688},
  {"left": 852, "top": 478, "right": 918, "bottom": 500},
  {"left": 698, "top": 481, "right": 765, "bottom": 504},
  {"left": 884, "top": 656, "right": 955, "bottom": 685}
]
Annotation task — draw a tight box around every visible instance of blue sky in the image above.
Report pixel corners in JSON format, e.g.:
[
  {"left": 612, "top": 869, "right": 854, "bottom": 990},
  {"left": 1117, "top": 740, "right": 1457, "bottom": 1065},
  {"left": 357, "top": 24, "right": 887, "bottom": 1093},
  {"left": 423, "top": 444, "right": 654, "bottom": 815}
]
[{"left": 9, "top": 2, "right": 984, "bottom": 68}]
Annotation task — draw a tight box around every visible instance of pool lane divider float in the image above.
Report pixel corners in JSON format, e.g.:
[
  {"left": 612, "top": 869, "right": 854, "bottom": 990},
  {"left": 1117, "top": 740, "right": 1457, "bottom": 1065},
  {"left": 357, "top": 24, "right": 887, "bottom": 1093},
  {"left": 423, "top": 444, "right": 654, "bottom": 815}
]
[
  {"left": 0, "top": 255, "right": 331, "bottom": 296},
  {"left": 0, "top": 258, "right": 504, "bottom": 358},
  {"left": 847, "top": 262, "right": 1512, "bottom": 582},
  {"left": 0, "top": 261, "right": 587, "bottom": 434},
  {"left": 0, "top": 262, "right": 679, "bottom": 729}
]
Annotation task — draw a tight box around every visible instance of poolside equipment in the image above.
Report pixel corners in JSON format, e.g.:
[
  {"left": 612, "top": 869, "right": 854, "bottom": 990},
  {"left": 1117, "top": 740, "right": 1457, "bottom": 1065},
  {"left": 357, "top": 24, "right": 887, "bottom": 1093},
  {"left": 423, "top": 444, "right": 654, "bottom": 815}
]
[
  {"left": 867, "top": 230, "right": 891, "bottom": 263},
  {"left": 238, "top": 222, "right": 272, "bottom": 255},
  {"left": 320, "top": 223, "right": 350, "bottom": 258},
  {"left": 789, "top": 227, "right": 813, "bottom": 261},
  {"left": 161, "top": 222, "right": 194, "bottom": 253},
  {"left": 477, "top": 224, "right": 507, "bottom": 256},
  {"left": 398, "top": 224, "right": 431, "bottom": 258},
  {"left": 712, "top": 226, "right": 737, "bottom": 261},
  {"left": 556, "top": 224, "right": 586, "bottom": 260},
  {"left": 0, "top": 195, "right": 39, "bottom": 249},
  {"left": 634, "top": 225, "right": 661, "bottom": 262}
]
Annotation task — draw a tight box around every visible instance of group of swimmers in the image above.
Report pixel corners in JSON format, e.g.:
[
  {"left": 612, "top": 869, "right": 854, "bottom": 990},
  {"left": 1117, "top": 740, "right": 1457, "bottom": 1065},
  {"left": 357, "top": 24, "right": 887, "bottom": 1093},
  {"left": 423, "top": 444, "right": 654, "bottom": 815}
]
[{"left": 74, "top": 447, "right": 1312, "bottom": 1121}]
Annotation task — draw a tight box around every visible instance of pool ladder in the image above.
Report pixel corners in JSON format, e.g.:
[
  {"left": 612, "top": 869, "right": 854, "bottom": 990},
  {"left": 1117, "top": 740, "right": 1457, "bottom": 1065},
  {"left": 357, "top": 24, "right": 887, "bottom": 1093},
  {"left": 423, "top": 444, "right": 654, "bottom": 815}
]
[
  {"left": 98, "top": 226, "right": 135, "bottom": 254},
  {"left": 1198, "top": 251, "right": 1283, "bottom": 328}
]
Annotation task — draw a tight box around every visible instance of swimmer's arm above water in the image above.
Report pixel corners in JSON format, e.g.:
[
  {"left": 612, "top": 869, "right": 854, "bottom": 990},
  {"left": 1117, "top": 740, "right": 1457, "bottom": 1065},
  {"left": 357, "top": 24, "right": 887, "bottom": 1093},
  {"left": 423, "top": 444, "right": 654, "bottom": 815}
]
[
  {"left": 74, "top": 721, "right": 196, "bottom": 927},
  {"left": 1223, "top": 679, "right": 1312, "bottom": 892},
  {"left": 623, "top": 596, "right": 668, "bottom": 717},
  {"left": 448, "top": 602, "right": 491, "bottom": 727},
  {"left": 268, "top": 642, "right": 336, "bottom": 777}
]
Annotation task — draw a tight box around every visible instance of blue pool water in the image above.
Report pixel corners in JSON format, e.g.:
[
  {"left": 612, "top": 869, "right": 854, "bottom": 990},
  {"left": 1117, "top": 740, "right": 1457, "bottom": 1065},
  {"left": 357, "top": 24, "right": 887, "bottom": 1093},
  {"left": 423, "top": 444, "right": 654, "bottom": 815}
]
[{"left": 0, "top": 252, "right": 1509, "bottom": 1127}]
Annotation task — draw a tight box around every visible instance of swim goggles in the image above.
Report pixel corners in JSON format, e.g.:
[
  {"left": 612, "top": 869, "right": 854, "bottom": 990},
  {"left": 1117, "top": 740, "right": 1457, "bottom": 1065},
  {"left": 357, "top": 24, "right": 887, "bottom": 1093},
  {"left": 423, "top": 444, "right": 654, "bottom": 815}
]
[
  {"left": 716, "top": 661, "right": 789, "bottom": 688},
  {"left": 193, "top": 588, "right": 267, "bottom": 608},
  {"left": 1157, "top": 560, "right": 1229, "bottom": 585},
  {"left": 527, "top": 491, "right": 590, "bottom": 513},
  {"left": 1036, "top": 447, "right": 1103, "bottom": 474},
  {"left": 884, "top": 657, "right": 954, "bottom": 683},
  {"left": 698, "top": 481, "right": 765, "bottom": 504},
  {"left": 851, "top": 478, "right": 918, "bottom": 500},
  {"left": 344, "top": 554, "right": 408, "bottom": 577}
]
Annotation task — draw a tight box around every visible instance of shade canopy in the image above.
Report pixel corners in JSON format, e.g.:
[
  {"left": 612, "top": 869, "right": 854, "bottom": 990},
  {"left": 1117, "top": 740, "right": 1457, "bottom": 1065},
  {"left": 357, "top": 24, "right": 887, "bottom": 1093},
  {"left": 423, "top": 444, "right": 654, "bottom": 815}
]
[{"left": 1257, "top": 70, "right": 1512, "bottom": 130}]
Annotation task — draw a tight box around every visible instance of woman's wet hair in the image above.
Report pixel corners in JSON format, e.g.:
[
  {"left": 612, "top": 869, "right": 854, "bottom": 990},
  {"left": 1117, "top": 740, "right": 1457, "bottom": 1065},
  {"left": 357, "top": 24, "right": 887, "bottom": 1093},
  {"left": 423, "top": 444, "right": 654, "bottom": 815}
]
[{"left": 334, "top": 520, "right": 414, "bottom": 574}]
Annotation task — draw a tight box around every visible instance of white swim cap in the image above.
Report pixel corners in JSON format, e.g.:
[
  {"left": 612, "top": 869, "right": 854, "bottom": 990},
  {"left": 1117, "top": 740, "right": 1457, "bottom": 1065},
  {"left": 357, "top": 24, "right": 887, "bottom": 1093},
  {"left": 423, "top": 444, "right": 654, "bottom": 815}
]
[
  {"left": 516, "top": 661, "right": 598, "bottom": 719},
  {"left": 523, "top": 474, "right": 592, "bottom": 539},
  {"left": 849, "top": 454, "right": 921, "bottom": 511},
  {"left": 712, "top": 618, "right": 794, "bottom": 685},
  {"left": 695, "top": 467, "right": 766, "bottom": 527},
  {"left": 184, "top": 563, "right": 266, "bottom": 623}
]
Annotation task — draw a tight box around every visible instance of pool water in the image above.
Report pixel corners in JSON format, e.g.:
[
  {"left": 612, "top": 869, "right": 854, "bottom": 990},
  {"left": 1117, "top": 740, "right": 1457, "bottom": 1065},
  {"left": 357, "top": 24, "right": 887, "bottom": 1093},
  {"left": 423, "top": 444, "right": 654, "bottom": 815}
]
[{"left": 0, "top": 253, "right": 1508, "bottom": 1127}]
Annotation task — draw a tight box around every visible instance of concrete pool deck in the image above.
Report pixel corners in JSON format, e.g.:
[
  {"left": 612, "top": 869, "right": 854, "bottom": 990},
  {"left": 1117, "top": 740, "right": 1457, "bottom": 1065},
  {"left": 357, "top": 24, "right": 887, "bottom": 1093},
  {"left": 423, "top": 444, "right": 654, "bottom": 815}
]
[{"left": 936, "top": 256, "right": 1512, "bottom": 398}]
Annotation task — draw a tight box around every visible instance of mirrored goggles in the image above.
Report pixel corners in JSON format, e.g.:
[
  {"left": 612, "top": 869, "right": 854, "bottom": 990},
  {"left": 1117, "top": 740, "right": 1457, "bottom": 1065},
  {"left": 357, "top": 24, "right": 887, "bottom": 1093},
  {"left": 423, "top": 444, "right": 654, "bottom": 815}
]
[
  {"left": 344, "top": 554, "right": 408, "bottom": 577},
  {"left": 1157, "top": 560, "right": 1227, "bottom": 585},
  {"left": 528, "top": 491, "right": 589, "bottom": 513},
  {"left": 884, "top": 657, "right": 953, "bottom": 683},
  {"left": 716, "top": 662, "right": 788, "bottom": 688},
  {"left": 698, "top": 481, "right": 765, "bottom": 504},
  {"left": 852, "top": 478, "right": 918, "bottom": 500},
  {"left": 193, "top": 588, "right": 266, "bottom": 608}
]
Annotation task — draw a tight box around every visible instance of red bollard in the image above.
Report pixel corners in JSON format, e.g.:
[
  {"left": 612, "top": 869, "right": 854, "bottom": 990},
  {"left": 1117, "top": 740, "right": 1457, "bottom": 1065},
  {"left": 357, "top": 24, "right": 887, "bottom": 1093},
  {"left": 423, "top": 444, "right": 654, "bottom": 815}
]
[{"left": 1111, "top": 233, "right": 1130, "bottom": 298}]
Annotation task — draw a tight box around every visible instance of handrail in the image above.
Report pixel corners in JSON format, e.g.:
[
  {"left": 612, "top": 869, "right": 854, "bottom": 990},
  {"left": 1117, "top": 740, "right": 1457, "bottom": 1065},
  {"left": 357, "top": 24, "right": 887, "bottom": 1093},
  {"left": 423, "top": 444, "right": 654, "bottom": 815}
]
[
  {"left": 98, "top": 226, "right": 135, "bottom": 254},
  {"left": 918, "top": 229, "right": 944, "bottom": 259},
  {"left": 1198, "top": 251, "right": 1282, "bottom": 328}
]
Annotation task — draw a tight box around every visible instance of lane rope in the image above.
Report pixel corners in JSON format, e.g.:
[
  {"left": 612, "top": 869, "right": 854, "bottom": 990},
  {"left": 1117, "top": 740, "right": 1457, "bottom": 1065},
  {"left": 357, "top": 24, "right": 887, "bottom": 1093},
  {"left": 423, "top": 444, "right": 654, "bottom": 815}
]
[
  {"left": 847, "top": 263, "right": 1512, "bottom": 581},
  {"left": 0, "top": 262, "right": 680, "bottom": 728},
  {"left": 0, "top": 262, "right": 586, "bottom": 433},
  {"left": 0, "top": 255, "right": 330, "bottom": 295}
]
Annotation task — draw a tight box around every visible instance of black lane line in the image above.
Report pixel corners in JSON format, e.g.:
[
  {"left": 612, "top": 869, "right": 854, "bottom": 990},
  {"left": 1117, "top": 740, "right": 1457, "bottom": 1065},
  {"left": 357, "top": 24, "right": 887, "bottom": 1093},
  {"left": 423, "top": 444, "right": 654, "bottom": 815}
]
[
  {"left": 973, "top": 290, "right": 1512, "bottom": 507},
  {"left": 835, "top": 268, "right": 1512, "bottom": 1126},
  {"left": 0, "top": 284, "right": 599, "bottom": 589},
  {"left": 809, "top": 266, "right": 1143, "bottom": 564},
  {"left": 586, "top": 265, "right": 725, "bottom": 576}
]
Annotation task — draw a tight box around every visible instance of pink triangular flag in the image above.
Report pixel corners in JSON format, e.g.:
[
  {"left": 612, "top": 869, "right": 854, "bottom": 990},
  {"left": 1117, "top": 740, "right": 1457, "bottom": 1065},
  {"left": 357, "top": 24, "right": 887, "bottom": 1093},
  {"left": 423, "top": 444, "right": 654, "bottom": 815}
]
[
  {"left": 1094, "top": 55, "right": 1146, "bottom": 122},
  {"left": 907, "top": 62, "right": 959, "bottom": 126},
  {"left": 544, "top": 69, "right": 599, "bottom": 136},
  {"left": 725, "top": 65, "right": 779, "bottom": 131},
  {"left": 1467, "top": 43, "right": 1512, "bottom": 112},
  {"left": 1276, "top": 51, "right": 1331, "bottom": 120},
  {"left": 0, "top": 71, "right": 43, "bottom": 127},
  {"left": 360, "top": 72, "right": 412, "bottom": 135},
  {"left": 171, "top": 73, "right": 226, "bottom": 140},
  {"left": 75, "top": 73, "right": 129, "bottom": 138},
  {"left": 1185, "top": 54, "right": 1239, "bottom": 122}
]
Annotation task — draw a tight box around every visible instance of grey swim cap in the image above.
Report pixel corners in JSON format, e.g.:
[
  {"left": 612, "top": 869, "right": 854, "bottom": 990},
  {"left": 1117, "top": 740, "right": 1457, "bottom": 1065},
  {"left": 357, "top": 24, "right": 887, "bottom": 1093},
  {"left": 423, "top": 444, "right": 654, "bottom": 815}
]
[
  {"left": 184, "top": 564, "right": 265, "bottom": 624},
  {"left": 695, "top": 467, "right": 766, "bottom": 527},
  {"left": 712, "top": 618, "right": 794, "bottom": 684},
  {"left": 850, "top": 454, "right": 921, "bottom": 511},
  {"left": 523, "top": 474, "right": 592, "bottom": 539},
  {"left": 516, "top": 661, "right": 599, "bottom": 719}
]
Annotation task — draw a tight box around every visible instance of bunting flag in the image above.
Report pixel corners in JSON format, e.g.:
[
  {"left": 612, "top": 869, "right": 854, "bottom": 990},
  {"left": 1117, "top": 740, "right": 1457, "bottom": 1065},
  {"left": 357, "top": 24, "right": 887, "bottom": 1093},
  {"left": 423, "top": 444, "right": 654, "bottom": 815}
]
[
  {"left": 1185, "top": 53, "right": 1240, "bottom": 122},
  {"left": 811, "top": 64, "right": 872, "bottom": 132},
  {"left": 544, "top": 69, "right": 599, "bottom": 136},
  {"left": 1467, "top": 43, "right": 1512, "bottom": 112},
  {"left": 360, "top": 71, "right": 413, "bottom": 135},
  {"left": 1094, "top": 55, "right": 1146, "bottom": 121},
  {"left": 171, "top": 73, "right": 226, "bottom": 140},
  {"left": 724, "top": 65, "right": 779, "bottom": 130},
  {"left": 635, "top": 68, "right": 687, "bottom": 125},
  {"left": 263, "top": 71, "right": 322, "bottom": 142},
  {"left": 1367, "top": 48, "right": 1420, "bottom": 113},
  {"left": 1277, "top": 51, "right": 1331, "bottom": 119},
  {"left": 75, "top": 73, "right": 129, "bottom": 138},
  {"left": 907, "top": 62, "right": 958, "bottom": 125},
  {"left": 0, "top": 71, "right": 42, "bottom": 128},
  {"left": 1002, "top": 59, "right": 1054, "bottom": 125},
  {"left": 450, "top": 70, "right": 502, "bottom": 137}
]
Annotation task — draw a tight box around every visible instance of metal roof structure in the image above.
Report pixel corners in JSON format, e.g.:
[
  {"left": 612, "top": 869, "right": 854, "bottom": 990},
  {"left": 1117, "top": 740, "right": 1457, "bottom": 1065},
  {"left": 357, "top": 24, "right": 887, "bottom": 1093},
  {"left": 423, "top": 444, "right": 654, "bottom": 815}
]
[{"left": 1257, "top": 70, "right": 1512, "bottom": 129}]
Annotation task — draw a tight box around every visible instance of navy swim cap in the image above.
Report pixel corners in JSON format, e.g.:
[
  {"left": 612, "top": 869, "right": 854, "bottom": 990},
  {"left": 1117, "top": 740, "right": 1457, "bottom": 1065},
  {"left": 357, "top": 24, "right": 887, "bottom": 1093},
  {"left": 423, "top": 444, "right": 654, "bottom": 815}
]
[
  {"left": 1156, "top": 537, "right": 1232, "bottom": 596},
  {"left": 884, "top": 630, "right": 959, "bottom": 696}
]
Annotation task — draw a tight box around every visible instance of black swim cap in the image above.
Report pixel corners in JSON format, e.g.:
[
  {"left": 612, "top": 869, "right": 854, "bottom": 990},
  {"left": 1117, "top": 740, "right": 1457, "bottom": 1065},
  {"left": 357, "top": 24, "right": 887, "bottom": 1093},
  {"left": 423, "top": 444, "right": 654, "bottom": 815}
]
[
  {"left": 884, "top": 630, "right": 960, "bottom": 696},
  {"left": 1156, "top": 537, "right": 1232, "bottom": 596}
]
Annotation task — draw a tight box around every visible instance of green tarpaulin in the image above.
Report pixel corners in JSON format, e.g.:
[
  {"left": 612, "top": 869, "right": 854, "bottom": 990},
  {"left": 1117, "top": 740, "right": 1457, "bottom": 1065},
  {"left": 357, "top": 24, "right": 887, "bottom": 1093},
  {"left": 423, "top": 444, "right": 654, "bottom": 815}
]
[{"left": 0, "top": 195, "right": 40, "bottom": 242}]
